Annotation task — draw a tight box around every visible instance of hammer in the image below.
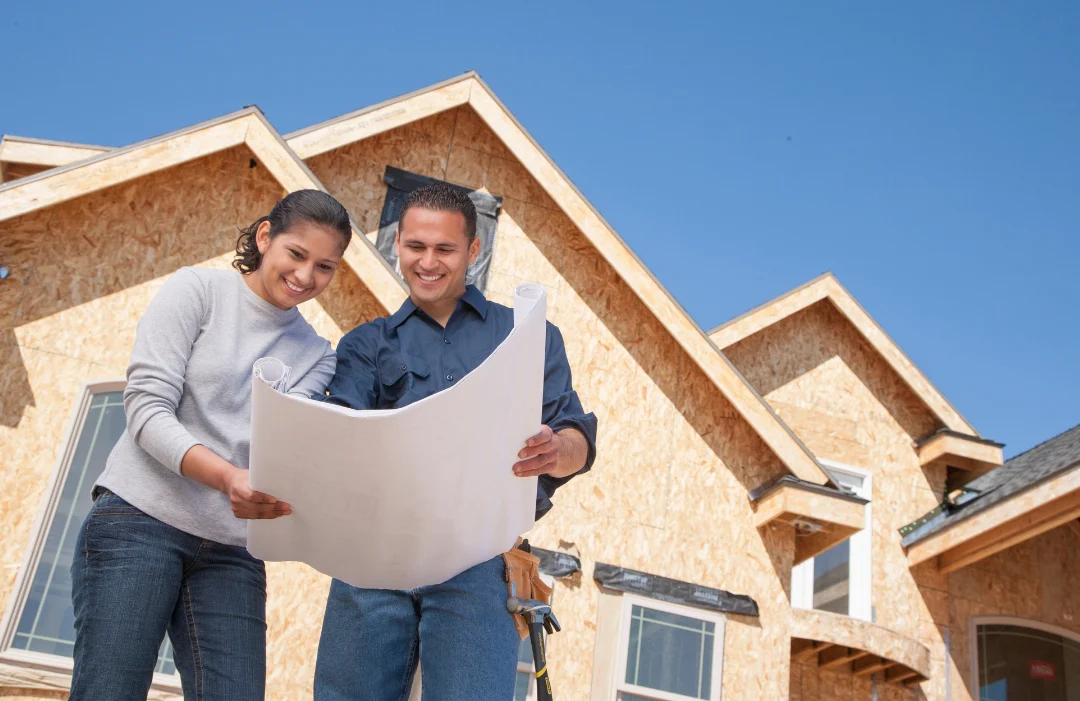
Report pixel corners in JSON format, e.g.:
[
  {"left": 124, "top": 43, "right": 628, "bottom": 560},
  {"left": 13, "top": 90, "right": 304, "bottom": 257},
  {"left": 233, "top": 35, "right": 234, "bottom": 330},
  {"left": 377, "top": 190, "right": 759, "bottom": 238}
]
[{"left": 507, "top": 597, "right": 560, "bottom": 701}]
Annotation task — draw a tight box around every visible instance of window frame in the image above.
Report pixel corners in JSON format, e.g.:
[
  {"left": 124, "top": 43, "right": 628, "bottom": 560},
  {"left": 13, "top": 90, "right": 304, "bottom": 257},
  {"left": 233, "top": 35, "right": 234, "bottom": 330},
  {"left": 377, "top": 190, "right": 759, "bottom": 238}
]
[
  {"left": 610, "top": 593, "right": 727, "bottom": 701},
  {"left": 970, "top": 615, "right": 1080, "bottom": 697},
  {"left": 0, "top": 380, "right": 182, "bottom": 694},
  {"left": 790, "top": 460, "right": 873, "bottom": 621}
]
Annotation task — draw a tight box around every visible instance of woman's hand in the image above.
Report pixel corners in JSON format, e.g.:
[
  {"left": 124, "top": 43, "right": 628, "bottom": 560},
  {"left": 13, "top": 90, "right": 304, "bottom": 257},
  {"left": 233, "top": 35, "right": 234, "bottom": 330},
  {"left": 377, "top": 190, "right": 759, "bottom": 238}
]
[
  {"left": 180, "top": 444, "right": 291, "bottom": 519},
  {"left": 222, "top": 467, "right": 292, "bottom": 520}
]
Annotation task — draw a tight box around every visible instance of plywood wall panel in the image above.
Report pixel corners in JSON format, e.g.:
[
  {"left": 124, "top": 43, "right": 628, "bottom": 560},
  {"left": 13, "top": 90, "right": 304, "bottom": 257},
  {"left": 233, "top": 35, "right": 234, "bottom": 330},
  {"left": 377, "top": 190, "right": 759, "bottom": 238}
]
[
  {"left": 724, "top": 300, "right": 940, "bottom": 441},
  {"left": 722, "top": 299, "right": 946, "bottom": 648},
  {"left": 444, "top": 145, "right": 489, "bottom": 191},
  {"left": 263, "top": 563, "right": 331, "bottom": 700},
  {"left": 450, "top": 105, "right": 513, "bottom": 161},
  {"left": 305, "top": 145, "right": 389, "bottom": 237},
  {"left": 0, "top": 344, "right": 94, "bottom": 612}
]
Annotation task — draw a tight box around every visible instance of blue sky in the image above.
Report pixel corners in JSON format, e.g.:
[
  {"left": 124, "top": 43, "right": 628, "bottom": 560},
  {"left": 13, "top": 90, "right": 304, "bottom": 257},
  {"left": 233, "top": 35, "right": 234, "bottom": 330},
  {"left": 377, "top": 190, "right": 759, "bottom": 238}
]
[{"left": 3, "top": 2, "right": 1077, "bottom": 456}]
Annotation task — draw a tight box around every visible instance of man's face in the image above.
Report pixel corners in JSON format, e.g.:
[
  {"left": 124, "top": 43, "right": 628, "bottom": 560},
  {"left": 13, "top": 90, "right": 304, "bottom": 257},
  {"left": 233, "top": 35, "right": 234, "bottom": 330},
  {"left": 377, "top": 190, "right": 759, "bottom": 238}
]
[{"left": 396, "top": 207, "right": 480, "bottom": 309}]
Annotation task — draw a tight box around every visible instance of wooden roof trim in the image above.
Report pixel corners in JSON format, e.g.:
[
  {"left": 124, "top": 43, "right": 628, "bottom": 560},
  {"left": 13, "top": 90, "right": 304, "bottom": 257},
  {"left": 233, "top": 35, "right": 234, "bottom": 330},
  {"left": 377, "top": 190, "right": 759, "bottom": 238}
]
[
  {"left": 0, "top": 110, "right": 406, "bottom": 316},
  {"left": 284, "top": 73, "right": 474, "bottom": 160},
  {"left": 905, "top": 465, "right": 1080, "bottom": 572},
  {"left": 0, "top": 109, "right": 255, "bottom": 222},
  {"left": 709, "top": 273, "right": 978, "bottom": 435},
  {"left": 463, "top": 76, "right": 829, "bottom": 485},
  {"left": 0, "top": 135, "right": 111, "bottom": 168}
]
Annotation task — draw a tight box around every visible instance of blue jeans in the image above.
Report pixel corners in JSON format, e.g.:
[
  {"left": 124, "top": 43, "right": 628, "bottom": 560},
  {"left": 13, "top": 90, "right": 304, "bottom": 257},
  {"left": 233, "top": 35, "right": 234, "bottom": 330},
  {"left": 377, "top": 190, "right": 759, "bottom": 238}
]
[
  {"left": 315, "top": 554, "right": 519, "bottom": 700},
  {"left": 70, "top": 490, "right": 267, "bottom": 701}
]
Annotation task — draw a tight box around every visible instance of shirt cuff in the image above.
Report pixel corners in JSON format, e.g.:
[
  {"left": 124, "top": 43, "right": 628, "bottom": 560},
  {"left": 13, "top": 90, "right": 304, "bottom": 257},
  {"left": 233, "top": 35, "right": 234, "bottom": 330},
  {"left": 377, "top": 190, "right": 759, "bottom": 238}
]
[{"left": 545, "top": 412, "right": 598, "bottom": 490}]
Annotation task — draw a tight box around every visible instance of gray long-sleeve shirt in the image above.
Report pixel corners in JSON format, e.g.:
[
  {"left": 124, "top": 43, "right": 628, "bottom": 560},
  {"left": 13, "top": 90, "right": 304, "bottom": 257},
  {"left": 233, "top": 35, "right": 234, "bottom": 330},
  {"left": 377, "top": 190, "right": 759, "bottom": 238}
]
[{"left": 96, "top": 267, "right": 336, "bottom": 546}]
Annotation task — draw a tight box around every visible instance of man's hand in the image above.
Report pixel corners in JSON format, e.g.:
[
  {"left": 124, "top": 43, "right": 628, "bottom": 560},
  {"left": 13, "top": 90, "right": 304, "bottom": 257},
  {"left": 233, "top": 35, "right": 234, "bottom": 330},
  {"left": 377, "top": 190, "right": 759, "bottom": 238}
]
[
  {"left": 222, "top": 468, "right": 292, "bottom": 520},
  {"left": 513, "top": 425, "right": 588, "bottom": 480}
]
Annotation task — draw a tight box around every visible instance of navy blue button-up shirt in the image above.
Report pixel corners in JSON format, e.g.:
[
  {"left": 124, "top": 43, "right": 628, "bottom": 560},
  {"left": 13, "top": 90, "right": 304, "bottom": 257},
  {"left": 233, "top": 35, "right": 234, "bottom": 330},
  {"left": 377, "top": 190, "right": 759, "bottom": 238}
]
[{"left": 324, "top": 285, "right": 598, "bottom": 519}]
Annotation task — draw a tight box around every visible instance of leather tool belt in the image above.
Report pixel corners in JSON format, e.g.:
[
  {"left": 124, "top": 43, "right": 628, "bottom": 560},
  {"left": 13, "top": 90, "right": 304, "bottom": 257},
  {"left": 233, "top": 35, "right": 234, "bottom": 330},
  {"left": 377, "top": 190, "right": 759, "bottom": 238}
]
[{"left": 502, "top": 538, "right": 553, "bottom": 640}]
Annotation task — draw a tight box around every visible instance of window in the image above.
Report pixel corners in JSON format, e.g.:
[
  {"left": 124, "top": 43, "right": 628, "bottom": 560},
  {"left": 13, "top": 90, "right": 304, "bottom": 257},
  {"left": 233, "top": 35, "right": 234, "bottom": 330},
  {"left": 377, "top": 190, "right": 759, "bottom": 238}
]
[
  {"left": 514, "top": 636, "right": 538, "bottom": 701},
  {"left": 0, "top": 383, "right": 177, "bottom": 687},
  {"left": 612, "top": 594, "right": 726, "bottom": 701},
  {"left": 376, "top": 166, "right": 502, "bottom": 293},
  {"left": 790, "top": 462, "right": 872, "bottom": 621},
  {"left": 974, "top": 619, "right": 1080, "bottom": 701}
]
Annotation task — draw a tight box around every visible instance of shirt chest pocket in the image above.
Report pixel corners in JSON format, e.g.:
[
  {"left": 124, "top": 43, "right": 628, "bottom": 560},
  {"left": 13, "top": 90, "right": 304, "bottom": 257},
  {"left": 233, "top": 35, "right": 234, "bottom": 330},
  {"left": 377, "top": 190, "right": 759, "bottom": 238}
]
[{"left": 376, "top": 352, "right": 431, "bottom": 408}]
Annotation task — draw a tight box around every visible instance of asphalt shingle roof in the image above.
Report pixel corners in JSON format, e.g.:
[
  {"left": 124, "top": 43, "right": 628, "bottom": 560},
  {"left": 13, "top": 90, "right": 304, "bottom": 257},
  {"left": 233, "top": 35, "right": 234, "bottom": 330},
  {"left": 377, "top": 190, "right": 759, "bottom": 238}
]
[{"left": 901, "top": 423, "right": 1080, "bottom": 545}]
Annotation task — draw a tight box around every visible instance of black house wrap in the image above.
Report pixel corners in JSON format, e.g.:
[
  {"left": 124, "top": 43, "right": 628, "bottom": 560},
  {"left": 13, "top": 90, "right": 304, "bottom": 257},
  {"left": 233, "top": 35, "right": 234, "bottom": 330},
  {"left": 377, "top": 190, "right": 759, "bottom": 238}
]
[
  {"left": 531, "top": 547, "right": 582, "bottom": 579},
  {"left": 593, "top": 562, "right": 759, "bottom": 617}
]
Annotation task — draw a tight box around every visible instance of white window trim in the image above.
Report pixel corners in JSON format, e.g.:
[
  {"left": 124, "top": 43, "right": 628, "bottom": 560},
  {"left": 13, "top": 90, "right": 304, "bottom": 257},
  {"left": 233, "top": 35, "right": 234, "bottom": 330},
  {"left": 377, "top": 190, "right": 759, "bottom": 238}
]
[
  {"left": 790, "top": 460, "right": 872, "bottom": 622},
  {"left": 0, "top": 380, "right": 182, "bottom": 695},
  {"left": 969, "top": 615, "right": 1080, "bottom": 695},
  {"left": 610, "top": 592, "right": 727, "bottom": 701}
]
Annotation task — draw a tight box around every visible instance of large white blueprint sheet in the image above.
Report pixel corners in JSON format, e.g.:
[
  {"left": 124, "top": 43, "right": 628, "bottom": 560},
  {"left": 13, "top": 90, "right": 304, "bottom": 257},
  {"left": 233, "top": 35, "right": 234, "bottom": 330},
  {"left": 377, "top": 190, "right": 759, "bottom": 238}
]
[{"left": 246, "top": 284, "right": 546, "bottom": 590}]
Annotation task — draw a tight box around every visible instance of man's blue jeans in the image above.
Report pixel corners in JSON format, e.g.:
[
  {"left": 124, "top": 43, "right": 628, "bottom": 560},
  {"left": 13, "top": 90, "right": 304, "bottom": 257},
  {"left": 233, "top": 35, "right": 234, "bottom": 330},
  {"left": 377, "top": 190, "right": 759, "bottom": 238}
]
[
  {"left": 315, "top": 554, "right": 519, "bottom": 700},
  {"left": 69, "top": 490, "right": 267, "bottom": 701}
]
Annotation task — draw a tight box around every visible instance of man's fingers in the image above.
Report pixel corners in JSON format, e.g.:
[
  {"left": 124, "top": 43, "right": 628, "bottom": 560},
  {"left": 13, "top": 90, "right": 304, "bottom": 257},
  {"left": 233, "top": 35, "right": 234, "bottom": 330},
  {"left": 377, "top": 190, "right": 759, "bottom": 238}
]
[
  {"left": 518, "top": 435, "right": 558, "bottom": 460},
  {"left": 526, "top": 425, "right": 554, "bottom": 448},
  {"left": 517, "top": 443, "right": 553, "bottom": 460},
  {"left": 513, "top": 452, "right": 557, "bottom": 477}
]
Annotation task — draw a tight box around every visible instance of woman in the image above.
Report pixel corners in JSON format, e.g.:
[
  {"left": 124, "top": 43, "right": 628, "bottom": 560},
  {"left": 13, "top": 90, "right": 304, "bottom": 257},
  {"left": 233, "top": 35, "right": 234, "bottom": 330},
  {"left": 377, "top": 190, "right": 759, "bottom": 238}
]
[{"left": 70, "top": 189, "right": 352, "bottom": 700}]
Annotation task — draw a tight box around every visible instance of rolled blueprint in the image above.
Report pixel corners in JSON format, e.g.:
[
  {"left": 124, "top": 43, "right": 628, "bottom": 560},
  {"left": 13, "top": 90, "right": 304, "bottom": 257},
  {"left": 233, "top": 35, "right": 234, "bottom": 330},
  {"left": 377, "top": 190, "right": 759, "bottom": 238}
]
[
  {"left": 252, "top": 357, "right": 291, "bottom": 392},
  {"left": 247, "top": 283, "right": 548, "bottom": 589}
]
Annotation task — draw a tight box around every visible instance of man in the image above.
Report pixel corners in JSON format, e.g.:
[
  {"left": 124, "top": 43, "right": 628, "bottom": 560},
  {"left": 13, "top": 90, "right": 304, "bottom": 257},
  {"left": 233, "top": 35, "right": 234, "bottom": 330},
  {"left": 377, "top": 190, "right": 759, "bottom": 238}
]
[{"left": 314, "top": 182, "right": 597, "bottom": 700}]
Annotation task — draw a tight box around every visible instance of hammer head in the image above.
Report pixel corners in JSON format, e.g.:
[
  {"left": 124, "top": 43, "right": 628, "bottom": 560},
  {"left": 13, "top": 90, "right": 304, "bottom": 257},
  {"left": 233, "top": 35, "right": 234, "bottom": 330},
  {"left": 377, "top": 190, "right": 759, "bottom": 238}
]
[{"left": 506, "top": 597, "right": 551, "bottom": 616}]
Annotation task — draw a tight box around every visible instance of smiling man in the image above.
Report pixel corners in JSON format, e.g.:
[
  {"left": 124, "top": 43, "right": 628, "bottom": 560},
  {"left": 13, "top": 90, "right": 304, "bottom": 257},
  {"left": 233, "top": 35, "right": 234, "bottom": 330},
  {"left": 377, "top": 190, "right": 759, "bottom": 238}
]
[{"left": 313, "top": 182, "right": 597, "bottom": 700}]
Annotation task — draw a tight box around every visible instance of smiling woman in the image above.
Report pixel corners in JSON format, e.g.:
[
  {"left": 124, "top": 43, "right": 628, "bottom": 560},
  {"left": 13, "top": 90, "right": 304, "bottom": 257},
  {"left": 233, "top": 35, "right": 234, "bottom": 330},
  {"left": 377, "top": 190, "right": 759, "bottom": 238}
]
[
  {"left": 234, "top": 189, "right": 354, "bottom": 309},
  {"left": 65, "top": 189, "right": 352, "bottom": 701}
]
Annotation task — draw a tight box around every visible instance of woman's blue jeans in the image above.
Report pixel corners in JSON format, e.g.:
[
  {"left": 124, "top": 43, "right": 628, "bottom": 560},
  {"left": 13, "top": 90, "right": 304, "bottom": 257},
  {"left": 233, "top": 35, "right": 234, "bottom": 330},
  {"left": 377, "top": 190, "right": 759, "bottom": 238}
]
[{"left": 70, "top": 490, "right": 267, "bottom": 701}]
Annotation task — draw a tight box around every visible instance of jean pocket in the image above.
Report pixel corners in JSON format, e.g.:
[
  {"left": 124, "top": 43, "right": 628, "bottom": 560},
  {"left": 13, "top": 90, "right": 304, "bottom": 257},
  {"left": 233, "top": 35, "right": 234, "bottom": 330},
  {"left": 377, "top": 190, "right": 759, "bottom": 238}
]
[{"left": 89, "top": 492, "right": 146, "bottom": 517}]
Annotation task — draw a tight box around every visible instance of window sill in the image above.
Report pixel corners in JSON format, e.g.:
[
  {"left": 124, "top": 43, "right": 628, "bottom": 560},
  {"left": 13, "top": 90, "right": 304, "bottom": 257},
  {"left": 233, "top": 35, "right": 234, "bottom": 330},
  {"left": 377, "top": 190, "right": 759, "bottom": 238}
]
[{"left": 0, "top": 648, "right": 182, "bottom": 699}]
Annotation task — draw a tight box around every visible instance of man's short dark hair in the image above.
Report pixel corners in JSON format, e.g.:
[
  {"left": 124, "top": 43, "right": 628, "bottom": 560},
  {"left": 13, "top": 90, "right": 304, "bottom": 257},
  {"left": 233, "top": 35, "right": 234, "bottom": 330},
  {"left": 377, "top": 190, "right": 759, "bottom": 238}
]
[{"left": 398, "top": 182, "right": 478, "bottom": 241}]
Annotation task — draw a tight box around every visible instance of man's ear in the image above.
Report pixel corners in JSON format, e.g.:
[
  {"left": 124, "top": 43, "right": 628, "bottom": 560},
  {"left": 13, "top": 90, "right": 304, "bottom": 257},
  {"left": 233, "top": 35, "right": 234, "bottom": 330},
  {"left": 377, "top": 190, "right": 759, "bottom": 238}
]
[{"left": 468, "top": 235, "right": 481, "bottom": 266}]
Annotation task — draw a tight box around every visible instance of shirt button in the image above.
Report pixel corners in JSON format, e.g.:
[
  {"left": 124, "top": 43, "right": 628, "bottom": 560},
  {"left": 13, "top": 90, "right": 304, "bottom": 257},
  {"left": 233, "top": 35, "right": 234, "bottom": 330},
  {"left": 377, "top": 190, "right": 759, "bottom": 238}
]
[
  {"left": 401, "top": 364, "right": 407, "bottom": 371},
  {"left": 444, "top": 339, "right": 451, "bottom": 344},
  {"left": 446, "top": 374, "right": 454, "bottom": 381}
]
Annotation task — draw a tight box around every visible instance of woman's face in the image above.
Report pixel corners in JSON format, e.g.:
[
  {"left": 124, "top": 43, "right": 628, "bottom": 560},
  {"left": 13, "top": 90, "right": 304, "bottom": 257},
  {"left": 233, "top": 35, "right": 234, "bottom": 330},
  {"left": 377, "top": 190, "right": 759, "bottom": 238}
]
[{"left": 251, "top": 220, "right": 345, "bottom": 310}]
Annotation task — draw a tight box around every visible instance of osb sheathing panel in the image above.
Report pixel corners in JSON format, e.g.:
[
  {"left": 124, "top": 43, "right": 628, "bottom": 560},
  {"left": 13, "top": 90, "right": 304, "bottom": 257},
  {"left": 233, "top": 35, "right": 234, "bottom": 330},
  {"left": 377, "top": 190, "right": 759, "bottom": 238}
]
[
  {"left": 930, "top": 524, "right": 1080, "bottom": 701},
  {"left": 722, "top": 300, "right": 949, "bottom": 639},
  {"left": 306, "top": 106, "right": 798, "bottom": 700},
  {"left": 790, "top": 661, "right": 900, "bottom": 701},
  {"left": 0, "top": 146, "right": 386, "bottom": 699}
]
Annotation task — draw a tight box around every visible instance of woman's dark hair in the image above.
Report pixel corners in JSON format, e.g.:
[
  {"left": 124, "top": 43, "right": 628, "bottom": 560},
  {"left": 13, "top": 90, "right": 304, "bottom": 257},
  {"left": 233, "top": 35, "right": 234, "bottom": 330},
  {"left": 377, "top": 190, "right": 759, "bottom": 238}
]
[{"left": 233, "top": 189, "right": 352, "bottom": 273}]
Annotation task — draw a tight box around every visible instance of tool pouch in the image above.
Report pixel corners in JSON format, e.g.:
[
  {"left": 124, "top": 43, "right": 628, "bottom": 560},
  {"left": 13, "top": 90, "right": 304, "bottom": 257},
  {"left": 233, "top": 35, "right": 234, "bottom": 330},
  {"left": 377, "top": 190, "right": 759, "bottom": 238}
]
[{"left": 503, "top": 539, "right": 553, "bottom": 640}]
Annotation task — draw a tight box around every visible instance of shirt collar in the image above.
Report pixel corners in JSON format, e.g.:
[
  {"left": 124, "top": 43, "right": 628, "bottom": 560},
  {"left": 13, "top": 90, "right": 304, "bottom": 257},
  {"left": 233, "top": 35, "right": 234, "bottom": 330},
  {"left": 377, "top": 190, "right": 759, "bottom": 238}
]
[
  {"left": 386, "top": 285, "right": 489, "bottom": 329},
  {"left": 460, "top": 284, "right": 490, "bottom": 320}
]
